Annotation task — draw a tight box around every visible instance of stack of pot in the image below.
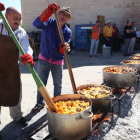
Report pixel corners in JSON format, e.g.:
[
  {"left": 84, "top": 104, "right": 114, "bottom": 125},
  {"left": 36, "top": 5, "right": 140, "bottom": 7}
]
[{"left": 47, "top": 54, "right": 140, "bottom": 140}]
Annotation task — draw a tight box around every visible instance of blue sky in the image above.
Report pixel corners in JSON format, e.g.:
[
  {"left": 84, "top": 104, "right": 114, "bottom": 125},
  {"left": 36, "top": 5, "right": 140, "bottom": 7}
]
[{"left": 1, "top": 0, "right": 21, "bottom": 14}]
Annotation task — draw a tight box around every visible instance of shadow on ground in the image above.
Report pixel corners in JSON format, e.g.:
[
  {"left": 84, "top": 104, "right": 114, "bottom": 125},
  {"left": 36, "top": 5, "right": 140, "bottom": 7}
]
[
  {"left": 1, "top": 111, "right": 47, "bottom": 140},
  {"left": 20, "top": 50, "right": 133, "bottom": 74}
]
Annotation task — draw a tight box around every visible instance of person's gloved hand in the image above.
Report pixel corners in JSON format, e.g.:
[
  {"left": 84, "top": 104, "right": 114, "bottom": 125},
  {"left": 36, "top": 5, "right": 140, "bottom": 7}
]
[
  {"left": 20, "top": 54, "right": 35, "bottom": 66},
  {"left": 59, "top": 42, "right": 71, "bottom": 54},
  {"left": 48, "top": 3, "right": 60, "bottom": 12},
  {"left": 0, "top": 3, "right": 5, "bottom": 11},
  {"left": 39, "top": 3, "right": 60, "bottom": 22}
]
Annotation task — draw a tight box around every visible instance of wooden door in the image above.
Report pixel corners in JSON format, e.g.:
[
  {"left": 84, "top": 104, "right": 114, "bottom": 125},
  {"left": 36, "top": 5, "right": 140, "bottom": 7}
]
[{"left": 97, "top": 15, "right": 105, "bottom": 28}]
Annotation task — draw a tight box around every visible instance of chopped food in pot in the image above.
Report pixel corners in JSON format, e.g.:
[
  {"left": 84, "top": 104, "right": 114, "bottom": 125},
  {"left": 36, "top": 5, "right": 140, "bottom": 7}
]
[
  {"left": 105, "top": 67, "right": 136, "bottom": 74},
  {"left": 77, "top": 86, "right": 111, "bottom": 98},
  {"left": 54, "top": 100, "right": 90, "bottom": 114},
  {"left": 130, "top": 56, "right": 140, "bottom": 60},
  {"left": 134, "top": 53, "right": 140, "bottom": 56},
  {"left": 124, "top": 60, "right": 140, "bottom": 64}
]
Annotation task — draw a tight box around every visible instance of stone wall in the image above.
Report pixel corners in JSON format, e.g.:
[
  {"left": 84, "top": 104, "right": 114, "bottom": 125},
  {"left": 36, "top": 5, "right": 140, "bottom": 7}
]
[{"left": 21, "top": 0, "right": 140, "bottom": 40}]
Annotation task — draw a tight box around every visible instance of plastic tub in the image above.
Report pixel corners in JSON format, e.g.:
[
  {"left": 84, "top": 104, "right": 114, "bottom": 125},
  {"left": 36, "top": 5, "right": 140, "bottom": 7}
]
[{"left": 102, "top": 47, "right": 111, "bottom": 58}]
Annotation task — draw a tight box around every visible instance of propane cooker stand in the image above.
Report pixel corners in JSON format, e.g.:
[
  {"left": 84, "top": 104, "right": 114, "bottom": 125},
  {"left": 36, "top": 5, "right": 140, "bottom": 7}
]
[
  {"left": 112, "top": 87, "right": 132, "bottom": 116},
  {"left": 102, "top": 75, "right": 140, "bottom": 116}
]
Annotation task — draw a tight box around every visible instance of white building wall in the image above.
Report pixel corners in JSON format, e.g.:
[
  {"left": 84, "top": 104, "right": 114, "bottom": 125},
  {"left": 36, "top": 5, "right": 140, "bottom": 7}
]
[{"left": 21, "top": 0, "right": 140, "bottom": 40}]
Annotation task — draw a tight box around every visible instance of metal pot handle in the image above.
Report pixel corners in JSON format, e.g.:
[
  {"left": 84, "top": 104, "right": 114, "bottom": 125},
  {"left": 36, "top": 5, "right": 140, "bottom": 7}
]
[
  {"left": 107, "top": 94, "right": 116, "bottom": 100},
  {"left": 76, "top": 111, "right": 93, "bottom": 121},
  {"left": 132, "top": 73, "right": 139, "bottom": 77}
]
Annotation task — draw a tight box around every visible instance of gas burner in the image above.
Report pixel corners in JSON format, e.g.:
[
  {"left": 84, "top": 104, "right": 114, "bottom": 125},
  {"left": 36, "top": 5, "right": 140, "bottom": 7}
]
[
  {"left": 111, "top": 86, "right": 138, "bottom": 116},
  {"left": 87, "top": 112, "right": 113, "bottom": 140}
]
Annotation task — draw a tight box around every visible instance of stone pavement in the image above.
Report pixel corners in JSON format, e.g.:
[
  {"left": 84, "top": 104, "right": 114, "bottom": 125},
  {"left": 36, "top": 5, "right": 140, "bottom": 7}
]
[{"left": 0, "top": 50, "right": 139, "bottom": 140}]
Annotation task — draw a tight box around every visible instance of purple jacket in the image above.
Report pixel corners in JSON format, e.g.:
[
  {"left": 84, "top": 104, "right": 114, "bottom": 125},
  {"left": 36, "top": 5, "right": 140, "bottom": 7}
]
[{"left": 33, "top": 17, "right": 72, "bottom": 61}]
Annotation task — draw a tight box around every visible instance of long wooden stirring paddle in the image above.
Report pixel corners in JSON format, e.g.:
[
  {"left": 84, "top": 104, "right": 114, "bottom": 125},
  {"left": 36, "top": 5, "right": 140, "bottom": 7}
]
[
  {"left": 0, "top": 11, "right": 58, "bottom": 113},
  {"left": 54, "top": 11, "right": 77, "bottom": 94}
]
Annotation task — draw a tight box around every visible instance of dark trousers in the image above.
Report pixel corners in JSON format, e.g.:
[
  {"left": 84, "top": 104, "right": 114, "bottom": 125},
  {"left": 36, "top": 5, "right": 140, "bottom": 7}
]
[
  {"left": 123, "top": 39, "right": 131, "bottom": 55},
  {"left": 113, "top": 37, "right": 118, "bottom": 51},
  {"left": 104, "top": 37, "right": 113, "bottom": 54}
]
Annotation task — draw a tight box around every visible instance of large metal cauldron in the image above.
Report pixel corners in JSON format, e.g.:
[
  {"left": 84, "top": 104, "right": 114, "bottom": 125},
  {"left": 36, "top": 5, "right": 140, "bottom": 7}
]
[
  {"left": 121, "top": 60, "right": 140, "bottom": 74},
  {"left": 47, "top": 94, "right": 93, "bottom": 140},
  {"left": 76, "top": 84, "right": 114, "bottom": 114},
  {"left": 103, "top": 66, "right": 137, "bottom": 88}
]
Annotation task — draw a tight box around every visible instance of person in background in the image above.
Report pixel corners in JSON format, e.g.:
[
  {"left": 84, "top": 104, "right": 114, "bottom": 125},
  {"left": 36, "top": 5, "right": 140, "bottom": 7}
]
[
  {"left": 112, "top": 22, "right": 119, "bottom": 52},
  {"left": 128, "top": 22, "right": 138, "bottom": 54},
  {"left": 123, "top": 19, "right": 134, "bottom": 56},
  {"left": 89, "top": 21, "right": 102, "bottom": 57},
  {"left": 0, "top": 3, "right": 34, "bottom": 128},
  {"left": 31, "top": 3, "right": 72, "bottom": 113},
  {"left": 103, "top": 21, "right": 115, "bottom": 55}
]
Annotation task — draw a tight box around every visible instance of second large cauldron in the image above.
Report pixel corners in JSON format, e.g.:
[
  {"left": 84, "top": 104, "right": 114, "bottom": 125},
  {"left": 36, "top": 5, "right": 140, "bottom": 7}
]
[{"left": 76, "top": 84, "right": 114, "bottom": 114}]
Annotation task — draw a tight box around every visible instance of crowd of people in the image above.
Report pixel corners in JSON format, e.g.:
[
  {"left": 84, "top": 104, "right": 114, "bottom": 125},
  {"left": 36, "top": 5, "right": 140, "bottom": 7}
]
[{"left": 89, "top": 19, "right": 138, "bottom": 57}]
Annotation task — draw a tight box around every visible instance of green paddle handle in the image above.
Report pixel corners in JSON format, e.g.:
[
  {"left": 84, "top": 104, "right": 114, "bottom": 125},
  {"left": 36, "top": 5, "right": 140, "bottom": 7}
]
[{"left": 0, "top": 11, "right": 44, "bottom": 88}]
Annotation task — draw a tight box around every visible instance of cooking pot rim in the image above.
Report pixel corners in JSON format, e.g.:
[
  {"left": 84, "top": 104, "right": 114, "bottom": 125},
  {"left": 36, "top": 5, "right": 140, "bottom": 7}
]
[
  {"left": 47, "top": 94, "right": 92, "bottom": 115},
  {"left": 122, "top": 60, "right": 140, "bottom": 63},
  {"left": 76, "top": 84, "right": 112, "bottom": 99},
  {"left": 76, "top": 84, "right": 110, "bottom": 89},
  {"left": 47, "top": 105, "right": 91, "bottom": 116},
  {"left": 103, "top": 65, "right": 137, "bottom": 74},
  {"left": 129, "top": 56, "right": 140, "bottom": 60},
  {"left": 134, "top": 53, "right": 140, "bottom": 56},
  {"left": 88, "top": 93, "right": 113, "bottom": 99}
]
